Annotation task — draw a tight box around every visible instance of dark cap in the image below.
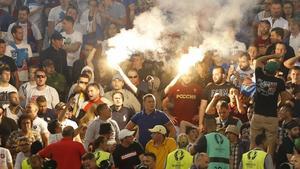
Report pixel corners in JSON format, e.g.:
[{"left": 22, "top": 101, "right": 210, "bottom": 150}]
[{"left": 51, "top": 32, "right": 65, "bottom": 40}]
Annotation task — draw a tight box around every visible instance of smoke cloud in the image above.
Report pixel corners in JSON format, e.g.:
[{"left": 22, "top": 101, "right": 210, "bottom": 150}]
[{"left": 106, "top": 0, "right": 258, "bottom": 66}]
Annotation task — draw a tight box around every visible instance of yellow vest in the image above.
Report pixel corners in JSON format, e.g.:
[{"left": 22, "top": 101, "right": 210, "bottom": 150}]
[
  {"left": 94, "top": 150, "right": 111, "bottom": 167},
  {"left": 21, "top": 158, "right": 32, "bottom": 169},
  {"left": 242, "top": 149, "right": 267, "bottom": 169},
  {"left": 165, "top": 148, "right": 193, "bottom": 169}
]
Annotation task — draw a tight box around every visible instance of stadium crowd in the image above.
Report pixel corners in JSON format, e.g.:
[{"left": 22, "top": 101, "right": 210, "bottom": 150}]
[{"left": 1, "top": 0, "right": 300, "bottom": 168}]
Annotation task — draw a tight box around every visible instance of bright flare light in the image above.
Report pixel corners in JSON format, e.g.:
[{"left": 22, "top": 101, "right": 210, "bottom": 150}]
[{"left": 178, "top": 47, "right": 205, "bottom": 75}]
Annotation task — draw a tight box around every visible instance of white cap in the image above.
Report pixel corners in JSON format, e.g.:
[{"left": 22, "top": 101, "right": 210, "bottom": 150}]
[
  {"left": 119, "top": 129, "right": 135, "bottom": 140},
  {"left": 148, "top": 125, "right": 167, "bottom": 135}
]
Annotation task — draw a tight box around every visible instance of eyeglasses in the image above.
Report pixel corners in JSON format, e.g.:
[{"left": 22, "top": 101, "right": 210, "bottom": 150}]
[
  {"left": 128, "top": 75, "right": 138, "bottom": 79},
  {"left": 36, "top": 75, "right": 46, "bottom": 78},
  {"left": 79, "top": 81, "right": 89, "bottom": 84}
]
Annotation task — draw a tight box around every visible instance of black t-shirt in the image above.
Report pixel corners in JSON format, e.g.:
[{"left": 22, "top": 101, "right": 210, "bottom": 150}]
[
  {"left": 202, "top": 82, "right": 234, "bottom": 102},
  {"left": 112, "top": 142, "right": 144, "bottom": 169},
  {"left": 276, "top": 137, "right": 294, "bottom": 166},
  {"left": 111, "top": 105, "right": 135, "bottom": 129},
  {"left": 254, "top": 67, "right": 285, "bottom": 117},
  {"left": 0, "top": 116, "right": 18, "bottom": 147}
]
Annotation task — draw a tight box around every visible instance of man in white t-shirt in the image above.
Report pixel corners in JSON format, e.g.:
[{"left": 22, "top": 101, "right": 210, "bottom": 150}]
[
  {"left": 5, "top": 25, "right": 33, "bottom": 82},
  {"left": 264, "top": 1, "right": 289, "bottom": 31},
  {"left": 61, "top": 16, "right": 82, "bottom": 82},
  {"left": 25, "top": 102, "right": 49, "bottom": 146},
  {"left": 289, "top": 20, "right": 300, "bottom": 53},
  {"left": 0, "top": 65, "right": 18, "bottom": 106},
  {"left": 0, "top": 147, "right": 13, "bottom": 169},
  {"left": 47, "top": 0, "right": 70, "bottom": 36},
  {"left": 26, "top": 69, "right": 59, "bottom": 109},
  {"left": 6, "top": 6, "right": 42, "bottom": 53}
]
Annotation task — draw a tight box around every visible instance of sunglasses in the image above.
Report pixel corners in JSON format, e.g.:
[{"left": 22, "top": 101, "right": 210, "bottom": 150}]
[{"left": 36, "top": 75, "right": 46, "bottom": 78}]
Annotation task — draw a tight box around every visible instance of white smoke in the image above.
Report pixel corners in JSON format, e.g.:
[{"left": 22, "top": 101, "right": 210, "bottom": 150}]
[{"left": 106, "top": 0, "right": 258, "bottom": 66}]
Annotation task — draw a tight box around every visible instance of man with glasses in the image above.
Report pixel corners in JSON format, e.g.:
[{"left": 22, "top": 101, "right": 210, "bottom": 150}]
[{"left": 26, "top": 69, "right": 59, "bottom": 109}]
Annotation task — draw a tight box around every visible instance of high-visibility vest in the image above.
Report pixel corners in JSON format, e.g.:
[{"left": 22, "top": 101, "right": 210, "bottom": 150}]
[
  {"left": 21, "top": 158, "right": 32, "bottom": 169},
  {"left": 242, "top": 149, "right": 267, "bottom": 169},
  {"left": 94, "top": 150, "right": 111, "bottom": 167},
  {"left": 205, "top": 132, "right": 230, "bottom": 169},
  {"left": 165, "top": 148, "right": 193, "bottom": 169}
]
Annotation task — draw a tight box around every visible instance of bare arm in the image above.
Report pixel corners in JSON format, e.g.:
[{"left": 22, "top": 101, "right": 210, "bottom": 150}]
[
  {"left": 164, "top": 74, "right": 181, "bottom": 94},
  {"left": 198, "top": 99, "right": 208, "bottom": 132},
  {"left": 125, "top": 120, "right": 136, "bottom": 130},
  {"left": 47, "top": 21, "right": 55, "bottom": 37},
  {"left": 283, "top": 55, "right": 300, "bottom": 69},
  {"left": 255, "top": 54, "right": 281, "bottom": 68},
  {"left": 41, "top": 132, "right": 49, "bottom": 147},
  {"left": 114, "top": 64, "right": 138, "bottom": 94},
  {"left": 165, "top": 121, "right": 176, "bottom": 138},
  {"left": 205, "top": 94, "right": 220, "bottom": 115}
]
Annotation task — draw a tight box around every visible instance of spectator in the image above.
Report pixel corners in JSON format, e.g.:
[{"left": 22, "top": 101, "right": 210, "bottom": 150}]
[
  {"left": 6, "top": 114, "right": 41, "bottom": 160},
  {"left": 14, "top": 137, "right": 33, "bottom": 169},
  {"left": 264, "top": 1, "right": 289, "bottom": 31},
  {"left": 278, "top": 103, "right": 294, "bottom": 145},
  {"left": 266, "top": 27, "right": 295, "bottom": 59},
  {"left": 111, "top": 91, "right": 135, "bottom": 129},
  {"left": 162, "top": 71, "right": 202, "bottom": 126},
  {"left": 125, "top": 94, "right": 176, "bottom": 147},
  {"left": 250, "top": 53, "right": 292, "bottom": 156},
  {"left": 26, "top": 68, "right": 60, "bottom": 109},
  {"left": 228, "top": 87, "right": 248, "bottom": 123},
  {"left": 38, "top": 126, "right": 86, "bottom": 169},
  {"left": 47, "top": 0, "right": 70, "bottom": 36},
  {"left": 289, "top": 19, "right": 300, "bottom": 53},
  {"left": 47, "top": 119, "right": 63, "bottom": 144},
  {"left": 190, "top": 131, "right": 230, "bottom": 169},
  {"left": 240, "top": 132, "right": 274, "bottom": 169},
  {"left": 39, "top": 31, "right": 68, "bottom": 79},
  {"left": 5, "top": 25, "right": 33, "bottom": 82},
  {"left": 18, "top": 65, "right": 37, "bottom": 106},
  {"left": 80, "top": 0, "right": 98, "bottom": 44},
  {"left": 199, "top": 66, "right": 234, "bottom": 133},
  {"left": 277, "top": 120, "right": 300, "bottom": 166},
  {"left": 0, "top": 146, "right": 13, "bottom": 169},
  {"left": 0, "top": 105, "right": 17, "bottom": 147},
  {"left": 93, "top": 135, "right": 112, "bottom": 168},
  {"left": 190, "top": 153, "right": 209, "bottom": 169},
  {"left": 42, "top": 59, "right": 67, "bottom": 100},
  {"left": 104, "top": 73, "right": 141, "bottom": 113},
  {"left": 255, "top": 20, "right": 271, "bottom": 56},
  {"left": 6, "top": 6, "right": 42, "bottom": 54},
  {"left": 255, "top": 0, "right": 272, "bottom": 21},
  {"left": 61, "top": 16, "right": 82, "bottom": 82},
  {"left": 136, "top": 152, "right": 156, "bottom": 169},
  {"left": 81, "top": 152, "right": 100, "bottom": 169},
  {"left": 225, "top": 125, "right": 249, "bottom": 169},
  {"left": 165, "top": 133, "right": 193, "bottom": 169},
  {"left": 0, "top": 8, "right": 14, "bottom": 32},
  {"left": 0, "top": 65, "right": 17, "bottom": 106},
  {"left": 283, "top": 1, "right": 295, "bottom": 22},
  {"left": 84, "top": 103, "right": 120, "bottom": 150},
  {"left": 36, "top": 95, "right": 57, "bottom": 123},
  {"left": 145, "top": 125, "right": 177, "bottom": 169},
  {"left": 25, "top": 102, "right": 49, "bottom": 146},
  {"left": 5, "top": 91, "right": 23, "bottom": 123},
  {"left": 113, "top": 129, "right": 144, "bottom": 169},
  {"left": 99, "top": 0, "right": 126, "bottom": 31},
  {"left": 0, "top": 38, "right": 19, "bottom": 87}
]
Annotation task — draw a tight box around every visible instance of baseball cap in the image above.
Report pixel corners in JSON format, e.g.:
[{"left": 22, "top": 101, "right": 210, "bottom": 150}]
[
  {"left": 149, "top": 125, "right": 167, "bottom": 135},
  {"left": 112, "top": 73, "right": 123, "bottom": 81},
  {"left": 264, "top": 61, "right": 280, "bottom": 74},
  {"left": 51, "top": 32, "right": 65, "bottom": 40},
  {"left": 119, "top": 129, "right": 135, "bottom": 140},
  {"left": 225, "top": 125, "right": 240, "bottom": 136}
]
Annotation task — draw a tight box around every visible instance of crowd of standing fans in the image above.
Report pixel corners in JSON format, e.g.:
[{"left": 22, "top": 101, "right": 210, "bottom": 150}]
[{"left": 1, "top": 0, "right": 300, "bottom": 168}]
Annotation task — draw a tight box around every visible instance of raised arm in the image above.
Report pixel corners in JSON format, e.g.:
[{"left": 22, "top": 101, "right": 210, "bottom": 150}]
[
  {"left": 255, "top": 54, "right": 282, "bottom": 68},
  {"left": 283, "top": 55, "right": 300, "bottom": 69}
]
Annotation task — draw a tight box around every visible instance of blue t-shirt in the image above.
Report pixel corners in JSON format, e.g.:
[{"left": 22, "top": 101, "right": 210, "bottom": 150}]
[{"left": 131, "top": 110, "right": 170, "bottom": 147}]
